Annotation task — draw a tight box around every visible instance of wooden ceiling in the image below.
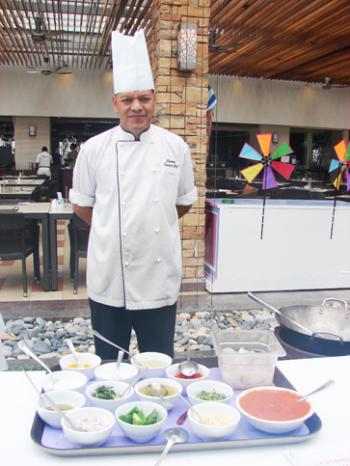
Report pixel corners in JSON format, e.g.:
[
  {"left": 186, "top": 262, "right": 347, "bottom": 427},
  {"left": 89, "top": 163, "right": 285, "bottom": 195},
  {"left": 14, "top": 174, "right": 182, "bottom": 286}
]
[
  {"left": 1, "top": 0, "right": 350, "bottom": 85},
  {"left": 209, "top": 0, "right": 350, "bottom": 85}
]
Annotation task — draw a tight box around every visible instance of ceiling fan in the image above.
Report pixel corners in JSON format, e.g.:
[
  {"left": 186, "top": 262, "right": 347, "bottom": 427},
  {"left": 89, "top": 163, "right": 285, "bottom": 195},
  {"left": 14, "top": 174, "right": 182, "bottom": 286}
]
[
  {"left": 28, "top": 16, "right": 70, "bottom": 44},
  {"left": 209, "top": 29, "right": 237, "bottom": 53},
  {"left": 322, "top": 77, "right": 350, "bottom": 89}
]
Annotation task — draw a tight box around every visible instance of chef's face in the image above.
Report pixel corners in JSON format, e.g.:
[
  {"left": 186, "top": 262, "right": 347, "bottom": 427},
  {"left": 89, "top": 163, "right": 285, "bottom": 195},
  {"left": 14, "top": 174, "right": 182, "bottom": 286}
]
[{"left": 113, "top": 90, "right": 156, "bottom": 137}]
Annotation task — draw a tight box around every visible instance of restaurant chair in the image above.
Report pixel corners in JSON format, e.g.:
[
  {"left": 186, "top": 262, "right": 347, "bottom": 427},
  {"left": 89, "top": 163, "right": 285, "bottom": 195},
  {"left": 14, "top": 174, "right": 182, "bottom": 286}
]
[
  {"left": 0, "top": 212, "right": 40, "bottom": 297},
  {"left": 68, "top": 214, "right": 90, "bottom": 294}
]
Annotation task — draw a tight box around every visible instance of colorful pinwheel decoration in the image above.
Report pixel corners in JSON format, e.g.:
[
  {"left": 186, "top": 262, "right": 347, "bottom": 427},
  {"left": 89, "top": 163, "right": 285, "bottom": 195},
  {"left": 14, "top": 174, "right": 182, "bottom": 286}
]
[
  {"left": 238, "top": 133, "right": 296, "bottom": 239},
  {"left": 328, "top": 140, "right": 350, "bottom": 239},
  {"left": 239, "top": 133, "right": 295, "bottom": 189},
  {"left": 328, "top": 140, "right": 350, "bottom": 191}
]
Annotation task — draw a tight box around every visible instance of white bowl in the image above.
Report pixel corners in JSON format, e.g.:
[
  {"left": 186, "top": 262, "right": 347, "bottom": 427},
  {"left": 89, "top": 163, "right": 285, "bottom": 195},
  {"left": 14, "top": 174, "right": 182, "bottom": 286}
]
[
  {"left": 94, "top": 362, "right": 139, "bottom": 384},
  {"left": 59, "top": 353, "right": 101, "bottom": 381},
  {"left": 37, "top": 390, "right": 85, "bottom": 428},
  {"left": 236, "top": 386, "right": 314, "bottom": 434},
  {"left": 42, "top": 370, "right": 87, "bottom": 392},
  {"left": 186, "top": 379, "right": 233, "bottom": 406},
  {"left": 115, "top": 400, "right": 167, "bottom": 443},
  {"left": 85, "top": 380, "right": 134, "bottom": 412},
  {"left": 131, "top": 352, "right": 173, "bottom": 378},
  {"left": 166, "top": 363, "right": 209, "bottom": 391},
  {"left": 187, "top": 401, "right": 240, "bottom": 441},
  {"left": 61, "top": 407, "right": 115, "bottom": 446},
  {"left": 134, "top": 377, "right": 182, "bottom": 411}
]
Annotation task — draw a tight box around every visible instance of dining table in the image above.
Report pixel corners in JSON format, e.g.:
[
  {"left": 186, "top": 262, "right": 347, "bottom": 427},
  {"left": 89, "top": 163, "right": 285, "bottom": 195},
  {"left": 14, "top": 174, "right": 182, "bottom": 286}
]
[
  {"left": 0, "top": 355, "right": 348, "bottom": 466},
  {"left": 0, "top": 184, "right": 38, "bottom": 199},
  {"left": 0, "top": 178, "right": 46, "bottom": 187}
]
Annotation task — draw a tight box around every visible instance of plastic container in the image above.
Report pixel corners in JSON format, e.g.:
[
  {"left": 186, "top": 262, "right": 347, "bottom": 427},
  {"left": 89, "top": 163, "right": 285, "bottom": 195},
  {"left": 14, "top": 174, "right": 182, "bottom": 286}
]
[{"left": 212, "top": 330, "right": 286, "bottom": 389}]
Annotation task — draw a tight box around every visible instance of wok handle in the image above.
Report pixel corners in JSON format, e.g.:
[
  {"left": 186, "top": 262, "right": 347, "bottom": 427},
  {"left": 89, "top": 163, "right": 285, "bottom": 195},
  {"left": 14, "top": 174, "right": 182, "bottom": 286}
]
[
  {"left": 322, "top": 298, "right": 349, "bottom": 317},
  {"left": 312, "top": 331, "right": 344, "bottom": 342},
  {"left": 247, "top": 292, "right": 313, "bottom": 336}
]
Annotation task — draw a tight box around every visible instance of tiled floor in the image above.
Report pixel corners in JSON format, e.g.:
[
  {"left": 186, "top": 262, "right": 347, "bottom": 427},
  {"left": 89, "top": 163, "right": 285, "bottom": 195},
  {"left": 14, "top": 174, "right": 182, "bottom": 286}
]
[{"left": 0, "top": 220, "right": 87, "bottom": 302}]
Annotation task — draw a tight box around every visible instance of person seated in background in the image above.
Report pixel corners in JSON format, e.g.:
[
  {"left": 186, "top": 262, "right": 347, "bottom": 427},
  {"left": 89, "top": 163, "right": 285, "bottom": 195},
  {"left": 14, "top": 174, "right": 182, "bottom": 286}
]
[{"left": 36, "top": 146, "right": 53, "bottom": 178}]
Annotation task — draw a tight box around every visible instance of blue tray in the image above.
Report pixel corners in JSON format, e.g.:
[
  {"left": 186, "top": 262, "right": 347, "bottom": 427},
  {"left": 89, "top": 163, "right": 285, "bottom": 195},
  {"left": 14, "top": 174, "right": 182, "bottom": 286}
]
[{"left": 30, "top": 367, "right": 322, "bottom": 456}]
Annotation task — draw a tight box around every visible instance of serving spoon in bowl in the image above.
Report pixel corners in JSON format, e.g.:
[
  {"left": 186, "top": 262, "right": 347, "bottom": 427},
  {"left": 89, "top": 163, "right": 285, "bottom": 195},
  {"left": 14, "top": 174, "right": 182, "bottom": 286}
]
[
  {"left": 18, "top": 339, "right": 57, "bottom": 384},
  {"left": 178, "top": 354, "right": 199, "bottom": 378},
  {"left": 23, "top": 371, "right": 85, "bottom": 432},
  {"left": 65, "top": 338, "right": 84, "bottom": 368},
  {"left": 297, "top": 379, "right": 335, "bottom": 402},
  {"left": 93, "top": 330, "right": 143, "bottom": 368}
]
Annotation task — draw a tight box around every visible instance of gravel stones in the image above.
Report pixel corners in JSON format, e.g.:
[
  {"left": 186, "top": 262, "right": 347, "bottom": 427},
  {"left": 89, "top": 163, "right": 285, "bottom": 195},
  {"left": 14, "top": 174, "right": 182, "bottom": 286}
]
[{"left": 1, "top": 309, "right": 277, "bottom": 363}]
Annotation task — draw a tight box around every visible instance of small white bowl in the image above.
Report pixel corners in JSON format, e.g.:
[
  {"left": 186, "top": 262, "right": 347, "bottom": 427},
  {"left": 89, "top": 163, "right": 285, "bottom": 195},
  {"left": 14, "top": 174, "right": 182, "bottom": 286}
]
[
  {"left": 186, "top": 379, "right": 233, "bottom": 405},
  {"left": 94, "top": 362, "right": 139, "bottom": 384},
  {"left": 59, "top": 353, "right": 101, "bottom": 381},
  {"left": 131, "top": 352, "right": 173, "bottom": 378},
  {"left": 166, "top": 363, "right": 209, "bottom": 391},
  {"left": 115, "top": 400, "right": 167, "bottom": 443},
  {"left": 37, "top": 390, "right": 85, "bottom": 428},
  {"left": 42, "top": 370, "right": 87, "bottom": 392},
  {"left": 236, "top": 386, "right": 314, "bottom": 434},
  {"left": 61, "top": 407, "right": 115, "bottom": 446},
  {"left": 187, "top": 401, "right": 240, "bottom": 441},
  {"left": 134, "top": 377, "right": 182, "bottom": 411},
  {"left": 85, "top": 380, "right": 134, "bottom": 412}
]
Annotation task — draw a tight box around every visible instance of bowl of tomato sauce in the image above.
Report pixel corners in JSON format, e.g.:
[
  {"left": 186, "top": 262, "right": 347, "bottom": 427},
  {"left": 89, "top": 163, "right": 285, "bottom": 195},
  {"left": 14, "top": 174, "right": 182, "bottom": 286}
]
[
  {"left": 236, "top": 386, "right": 314, "bottom": 434},
  {"left": 166, "top": 362, "right": 209, "bottom": 390}
]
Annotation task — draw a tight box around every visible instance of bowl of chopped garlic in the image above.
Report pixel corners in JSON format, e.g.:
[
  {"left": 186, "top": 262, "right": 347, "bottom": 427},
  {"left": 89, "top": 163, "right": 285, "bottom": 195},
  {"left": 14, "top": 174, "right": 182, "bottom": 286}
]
[{"left": 187, "top": 401, "right": 240, "bottom": 441}]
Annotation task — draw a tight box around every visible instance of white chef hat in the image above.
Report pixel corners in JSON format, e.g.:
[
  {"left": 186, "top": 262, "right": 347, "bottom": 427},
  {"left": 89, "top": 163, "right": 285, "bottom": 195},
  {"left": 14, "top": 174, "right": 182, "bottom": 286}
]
[{"left": 112, "top": 29, "right": 155, "bottom": 94}]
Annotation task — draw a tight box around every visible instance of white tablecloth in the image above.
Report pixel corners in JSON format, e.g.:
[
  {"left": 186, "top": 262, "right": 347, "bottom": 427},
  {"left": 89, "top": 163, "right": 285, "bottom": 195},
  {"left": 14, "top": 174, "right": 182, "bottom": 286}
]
[{"left": 1, "top": 356, "right": 349, "bottom": 465}]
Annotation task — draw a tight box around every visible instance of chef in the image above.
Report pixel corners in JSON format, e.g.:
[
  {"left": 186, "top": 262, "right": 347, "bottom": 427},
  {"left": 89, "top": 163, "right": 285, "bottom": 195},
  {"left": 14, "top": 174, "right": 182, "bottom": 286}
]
[{"left": 70, "top": 29, "right": 197, "bottom": 359}]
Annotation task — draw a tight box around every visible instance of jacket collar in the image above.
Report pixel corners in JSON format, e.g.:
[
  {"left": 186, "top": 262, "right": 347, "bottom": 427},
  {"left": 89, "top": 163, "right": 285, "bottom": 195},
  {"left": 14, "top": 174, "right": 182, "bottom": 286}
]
[{"left": 115, "top": 124, "right": 154, "bottom": 143}]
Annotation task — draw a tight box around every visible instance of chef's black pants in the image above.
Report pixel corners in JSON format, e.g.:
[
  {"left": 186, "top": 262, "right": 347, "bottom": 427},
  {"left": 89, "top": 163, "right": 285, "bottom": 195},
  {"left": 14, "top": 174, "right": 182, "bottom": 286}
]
[{"left": 89, "top": 299, "right": 177, "bottom": 360}]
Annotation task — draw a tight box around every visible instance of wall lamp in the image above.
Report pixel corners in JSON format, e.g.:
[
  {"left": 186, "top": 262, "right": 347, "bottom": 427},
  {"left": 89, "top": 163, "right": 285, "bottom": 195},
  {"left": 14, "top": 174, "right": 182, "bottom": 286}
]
[
  {"left": 177, "top": 22, "right": 197, "bottom": 71},
  {"left": 28, "top": 125, "right": 37, "bottom": 137}
]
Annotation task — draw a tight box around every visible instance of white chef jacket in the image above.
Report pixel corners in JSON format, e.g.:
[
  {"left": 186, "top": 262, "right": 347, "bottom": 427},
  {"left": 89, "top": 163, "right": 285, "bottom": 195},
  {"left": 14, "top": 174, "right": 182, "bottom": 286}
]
[
  {"left": 70, "top": 124, "right": 197, "bottom": 310},
  {"left": 36, "top": 151, "right": 52, "bottom": 177}
]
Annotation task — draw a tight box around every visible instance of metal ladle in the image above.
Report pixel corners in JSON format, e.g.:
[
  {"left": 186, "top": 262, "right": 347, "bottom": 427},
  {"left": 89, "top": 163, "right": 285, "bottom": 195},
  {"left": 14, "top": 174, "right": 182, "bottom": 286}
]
[
  {"left": 65, "top": 338, "right": 84, "bottom": 368},
  {"left": 248, "top": 292, "right": 314, "bottom": 336},
  {"left": 153, "top": 427, "right": 188, "bottom": 466},
  {"left": 18, "top": 339, "right": 57, "bottom": 384},
  {"left": 178, "top": 354, "right": 199, "bottom": 378}
]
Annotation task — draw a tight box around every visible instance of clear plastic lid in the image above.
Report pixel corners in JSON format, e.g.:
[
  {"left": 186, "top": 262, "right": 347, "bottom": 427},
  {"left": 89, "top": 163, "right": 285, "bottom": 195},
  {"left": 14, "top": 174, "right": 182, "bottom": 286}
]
[{"left": 212, "top": 329, "right": 286, "bottom": 358}]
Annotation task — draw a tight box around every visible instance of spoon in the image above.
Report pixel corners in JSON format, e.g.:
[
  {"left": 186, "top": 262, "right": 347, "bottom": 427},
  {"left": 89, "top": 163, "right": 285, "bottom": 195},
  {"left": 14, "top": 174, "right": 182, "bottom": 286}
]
[
  {"left": 23, "top": 371, "right": 84, "bottom": 432},
  {"left": 93, "top": 330, "right": 143, "bottom": 367},
  {"left": 18, "top": 340, "right": 57, "bottom": 384},
  {"left": 297, "top": 379, "right": 335, "bottom": 402},
  {"left": 65, "top": 338, "right": 84, "bottom": 368},
  {"left": 92, "top": 330, "right": 131, "bottom": 356},
  {"left": 177, "top": 393, "right": 203, "bottom": 423},
  {"left": 145, "top": 382, "right": 172, "bottom": 410},
  {"left": 154, "top": 427, "right": 188, "bottom": 466},
  {"left": 178, "top": 354, "right": 199, "bottom": 378},
  {"left": 115, "top": 350, "right": 124, "bottom": 378}
]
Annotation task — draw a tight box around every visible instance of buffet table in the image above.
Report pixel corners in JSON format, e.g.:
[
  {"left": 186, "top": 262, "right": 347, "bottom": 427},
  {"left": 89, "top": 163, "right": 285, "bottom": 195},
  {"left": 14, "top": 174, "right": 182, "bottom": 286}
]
[
  {"left": 1, "top": 356, "right": 348, "bottom": 465},
  {"left": 205, "top": 199, "right": 350, "bottom": 293}
]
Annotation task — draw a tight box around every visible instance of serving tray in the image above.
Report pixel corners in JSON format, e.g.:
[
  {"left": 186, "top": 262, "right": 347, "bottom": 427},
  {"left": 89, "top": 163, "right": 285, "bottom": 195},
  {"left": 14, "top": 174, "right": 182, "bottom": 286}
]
[{"left": 30, "top": 367, "right": 322, "bottom": 457}]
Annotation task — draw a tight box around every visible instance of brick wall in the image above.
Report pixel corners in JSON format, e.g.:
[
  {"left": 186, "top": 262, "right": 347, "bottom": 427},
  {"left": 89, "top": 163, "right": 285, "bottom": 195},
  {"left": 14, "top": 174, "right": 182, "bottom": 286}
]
[{"left": 147, "top": 0, "right": 209, "bottom": 291}]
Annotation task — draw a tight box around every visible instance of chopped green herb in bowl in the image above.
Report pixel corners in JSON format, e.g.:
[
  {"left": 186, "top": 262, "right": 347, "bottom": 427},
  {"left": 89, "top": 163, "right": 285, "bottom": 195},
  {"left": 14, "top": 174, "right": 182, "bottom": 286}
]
[
  {"left": 119, "top": 407, "right": 159, "bottom": 425},
  {"left": 92, "top": 385, "right": 120, "bottom": 400}
]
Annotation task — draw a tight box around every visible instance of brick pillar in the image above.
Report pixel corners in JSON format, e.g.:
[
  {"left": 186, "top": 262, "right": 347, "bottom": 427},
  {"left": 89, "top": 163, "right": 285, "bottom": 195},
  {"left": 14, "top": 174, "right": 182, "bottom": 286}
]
[{"left": 147, "top": 0, "right": 209, "bottom": 293}]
